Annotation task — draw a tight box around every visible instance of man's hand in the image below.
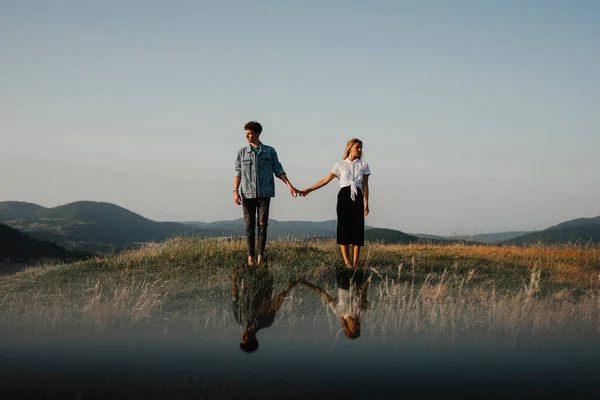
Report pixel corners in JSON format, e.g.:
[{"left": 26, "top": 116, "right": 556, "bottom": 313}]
[
  {"left": 233, "top": 190, "right": 242, "bottom": 205},
  {"left": 289, "top": 185, "right": 299, "bottom": 198}
]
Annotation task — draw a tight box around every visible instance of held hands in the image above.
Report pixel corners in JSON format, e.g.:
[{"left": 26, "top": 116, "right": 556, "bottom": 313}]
[{"left": 288, "top": 184, "right": 300, "bottom": 198}]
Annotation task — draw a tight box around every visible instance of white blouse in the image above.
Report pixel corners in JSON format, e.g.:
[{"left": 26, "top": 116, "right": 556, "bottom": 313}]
[
  {"left": 331, "top": 158, "right": 371, "bottom": 201},
  {"left": 330, "top": 287, "right": 363, "bottom": 318}
]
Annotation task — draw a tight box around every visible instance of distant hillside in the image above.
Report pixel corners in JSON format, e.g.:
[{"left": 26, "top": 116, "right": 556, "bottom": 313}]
[
  {"left": 409, "top": 233, "right": 447, "bottom": 240},
  {"left": 454, "top": 231, "right": 531, "bottom": 244},
  {"left": 185, "top": 219, "right": 339, "bottom": 238},
  {"left": 365, "top": 228, "right": 422, "bottom": 244},
  {"left": 0, "top": 201, "right": 45, "bottom": 221},
  {"left": 505, "top": 216, "right": 600, "bottom": 246},
  {"left": 410, "top": 231, "right": 530, "bottom": 244},
  {"left": 547, "top": 216, "right": 600, "bottom": 230},
  {"left": 0, "top": 223, "right": 67, "bottom": 259},
  {"left": 0, "top": 201, "right": 213, "bottom": 252},
  {"left": 184, "top": 219, "right": 372, "bottom": 239}
]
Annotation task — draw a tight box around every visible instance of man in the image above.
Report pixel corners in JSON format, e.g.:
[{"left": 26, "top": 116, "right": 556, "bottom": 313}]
[
  {"left": 233, "top": 121, "right": 298, "bottom": 265},
  {"left": 231, "top": 265, "right": 298, "bottom": 352}
]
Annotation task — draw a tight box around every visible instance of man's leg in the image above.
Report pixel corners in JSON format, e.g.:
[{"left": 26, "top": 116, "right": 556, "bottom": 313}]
[
  {"left": 256, "top": 198, "right": 271, "bottom": 264},
  {"left": 242, "top": 199, "right": 258, "bottom": 265}
]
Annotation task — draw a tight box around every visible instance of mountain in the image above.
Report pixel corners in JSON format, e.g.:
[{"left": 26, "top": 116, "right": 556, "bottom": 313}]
[
  {"left": 0, "top": 223, "right": 67, "bottom": 259},
  {"left": 0, "top": 223, "right": 92, "bottom": 275},
  {"left": 409, "top": 233, "right": 447, "bottom": 240},
  {"left": 547, "top": 216, "right": 600, "bottom": 230},
  {"left": 454, "top": 231, "right": 531, "bottom": 244},
  {"left": 410, "top": 231, "right": 530, "bottom": 244},
  {"left": 185, "top": 219, "right": 340, "bottom": 238},
  {"left": 0, "top": 201, "right": 45, "bottom": 220},
  {"left": 505, "top": 216, "right": 600, "bottom": 246},
  {"left": 0, "top": 201, "right": 213, "bottom": 252},
  {"left": 364, "top": 228, "right": 422, "bottom": 244}
]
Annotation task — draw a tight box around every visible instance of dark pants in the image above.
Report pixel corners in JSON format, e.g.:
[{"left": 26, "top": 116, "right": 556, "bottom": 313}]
[{"left": 242, "top": 197, "right": 271, "bottom": 257}]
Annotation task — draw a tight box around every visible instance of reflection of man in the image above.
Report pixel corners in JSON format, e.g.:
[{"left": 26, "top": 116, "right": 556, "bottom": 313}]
[
  {"left": 299, "top": 267, "right": 370, "bottom": 339},
  {"left": 231, "top": 266, "right": 297, "bottom": 353}
]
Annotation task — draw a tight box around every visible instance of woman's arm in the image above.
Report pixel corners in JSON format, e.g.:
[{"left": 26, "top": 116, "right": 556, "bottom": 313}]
[
  {"left": 301, "top": 172, "right": 336, "bottom": 196},
  {"left": 363, "top": 174, "right": 370, "bottom": 216},
  {"left": 297, "top": 279, "right": 334, "bottom": 304}
]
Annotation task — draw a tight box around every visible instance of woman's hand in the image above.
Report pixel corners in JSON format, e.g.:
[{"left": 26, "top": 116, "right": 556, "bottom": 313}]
[
  {"left": 364, "top": 204, "right": 369, "bottom": 216},
  {"left": 299, "top": 188, "right": 312, "bottom": 197}
]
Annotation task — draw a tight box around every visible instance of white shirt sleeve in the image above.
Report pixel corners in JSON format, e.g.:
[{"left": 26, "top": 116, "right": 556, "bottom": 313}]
[
  {"left": 331, "top": 161, "right": 341, "bottom": 177},
  {"left": 363, "top": 162, "right": 371, "bottom": 176}
]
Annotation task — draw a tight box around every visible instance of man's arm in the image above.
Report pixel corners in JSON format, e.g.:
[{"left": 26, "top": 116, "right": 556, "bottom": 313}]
[
  {"left": 269, "top": 280, "right": 299, "bottom": 313},
  {"left": 233, "top": 176, "right": 242, "bottom": 205},
  {"left": 271, "top": 148, "right": 298, "bottom": 197},
  {"left": 278, "top": 173, "right": 299, "bottom": 197},
  {"left": 233, "top": 151, "right": 242, "bottom": 204}
]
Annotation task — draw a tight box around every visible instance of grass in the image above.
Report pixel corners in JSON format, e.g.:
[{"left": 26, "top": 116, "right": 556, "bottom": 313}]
[{"left": 1, "top": 236, "right": 599, "bottom": 342}]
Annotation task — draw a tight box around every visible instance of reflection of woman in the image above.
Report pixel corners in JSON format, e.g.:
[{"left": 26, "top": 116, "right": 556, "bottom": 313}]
[
  {"left": 299, "top": 267, "right": 370, "bottom": 339},
  {"left": 231, "top": 266, "right": 297, "bottom": 353},
  {"left": 300, "top": 138, "right": 371, "bottom": 267}
]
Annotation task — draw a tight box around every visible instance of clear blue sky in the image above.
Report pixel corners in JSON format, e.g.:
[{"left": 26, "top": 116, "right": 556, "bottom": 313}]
[{"left": 1, "top": 0, "right": 599, "bottom": 235}]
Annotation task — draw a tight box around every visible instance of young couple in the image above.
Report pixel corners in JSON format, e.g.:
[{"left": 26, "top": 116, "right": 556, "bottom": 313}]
[{"left": 233, "top": 121, "right": 371, "bottom": 267}]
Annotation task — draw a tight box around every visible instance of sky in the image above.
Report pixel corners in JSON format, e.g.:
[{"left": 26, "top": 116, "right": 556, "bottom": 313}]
[{"left": 1, "top": 0, "right": 599, "bottom": 236}]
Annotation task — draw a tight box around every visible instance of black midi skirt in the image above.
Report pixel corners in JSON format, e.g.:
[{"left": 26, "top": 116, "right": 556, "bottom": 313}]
[{"left": 337, "top": 186, "right": 364, "bottom": 246}]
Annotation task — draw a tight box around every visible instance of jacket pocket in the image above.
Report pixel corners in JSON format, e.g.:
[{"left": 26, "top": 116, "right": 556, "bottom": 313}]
[{"left": 241, "top": 160, "right": 253, "bottom": 180}]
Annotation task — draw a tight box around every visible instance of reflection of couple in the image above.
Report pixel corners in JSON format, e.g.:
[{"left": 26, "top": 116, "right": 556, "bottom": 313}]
[
  {"left": 232, "top": 266, "right": 370, "bottom": 353},
  {"left": 233, "top": 121, "right": 371, "bottom": 267}
]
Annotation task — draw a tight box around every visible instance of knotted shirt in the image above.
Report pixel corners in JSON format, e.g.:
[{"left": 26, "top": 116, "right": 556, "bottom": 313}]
[{"left": 331, "top": 158, "right": 371, "bottom": 201}]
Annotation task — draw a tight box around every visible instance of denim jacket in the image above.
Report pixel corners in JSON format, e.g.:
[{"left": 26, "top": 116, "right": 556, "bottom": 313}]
[{"left": 234, "top": 143, "right": 285, "bottom": 199}]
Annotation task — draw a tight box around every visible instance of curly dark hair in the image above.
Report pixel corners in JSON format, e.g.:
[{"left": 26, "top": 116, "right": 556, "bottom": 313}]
[{"left": 244, "top": 121, "right": 263, "bottom": 134}]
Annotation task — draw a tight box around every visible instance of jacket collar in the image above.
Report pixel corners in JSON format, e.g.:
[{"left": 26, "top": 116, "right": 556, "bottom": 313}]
[{"left": 247, "top": 141, "right": 263, "bottom": 152}]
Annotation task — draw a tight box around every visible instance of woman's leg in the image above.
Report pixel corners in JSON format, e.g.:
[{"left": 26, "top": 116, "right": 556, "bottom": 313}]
[
  {"left": 353, "top": 245, "right": 361, "bottom": 267},
  {"left": 339, "top": 245, "right": 352, "bottom": 267}
]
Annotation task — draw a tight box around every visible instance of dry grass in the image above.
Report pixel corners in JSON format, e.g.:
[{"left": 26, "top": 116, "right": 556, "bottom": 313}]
[{"left": 0, "top": 237, "right": 599, "bottom": 342}]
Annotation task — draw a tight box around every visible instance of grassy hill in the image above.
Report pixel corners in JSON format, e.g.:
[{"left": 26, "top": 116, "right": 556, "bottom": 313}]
[
  {"left": 1, "top": 237, "right": 599, "bottom": 337},
  {"left": 505, "top": 215, "right": 600, "bottom": 246},
  {"left": 1, "top": 237, "right": 599, "bottom": 398},
  {"left": 0, "top": 223, "right": 91, "bottom": 275},
  {"left": 0, "top": 201, "right": 211, "bottom": 252}
]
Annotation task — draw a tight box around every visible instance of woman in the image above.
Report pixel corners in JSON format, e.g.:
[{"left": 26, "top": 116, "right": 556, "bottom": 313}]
[
  {"left": 300, "top": 138, "right": 370, "bottom": 267},
  {"left": 298, "top": 267, "right": 371, "bottom": 339}
]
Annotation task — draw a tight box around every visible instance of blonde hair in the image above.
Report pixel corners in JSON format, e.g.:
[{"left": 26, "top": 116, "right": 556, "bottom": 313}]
[
  {"left": 340, "top": 316, "right": 361, "bottom": 339},
  {"left": 342, "top": 138, "right": 363, "bottom": 160}
]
